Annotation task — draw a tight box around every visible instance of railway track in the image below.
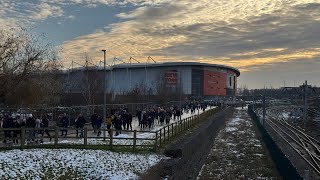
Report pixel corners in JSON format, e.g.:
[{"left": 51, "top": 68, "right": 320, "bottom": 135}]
[{"left": 266, "top": 117, "right": 320, "bottom": 176}]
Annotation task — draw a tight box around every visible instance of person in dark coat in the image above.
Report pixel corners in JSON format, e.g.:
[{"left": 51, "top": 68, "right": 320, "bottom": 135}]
[
  {"left": 159, "top": 110, "right": 165, "bottom": 125},
  {"left": 122, "top": 111, "right": 128, "bottom": 130},
  {"left": 42, "top": 115, "right": 52, "bottom": 141},
  {"left": 147, "top": 112, "right": 153, "bottom": 129},
  {"left": 26, "top": 115, "right": 36, "bottom": 141},
  {"left": 60, "top": 113, "right": 69, "bottom": 137},
  {"left": 136, "top": 109, "right": 142, "bottom": 126},
  {"left": 114, "top": 114, "right": 122, "bottom": 136},
  {"left": 165, "top": 111, "right": 171, "bottom": 125},
  {"left": 2, "top": 115, "right": 13, "bottom": 143},
  {"left": 12, "top": 117, "right": 22, "bottom": 144},
  {"left": 126, "top": 112, "right": 133, "bottom": 131},
  {"left": 91, "top": 113, "right": 98, "bottom": 133},
  {"left": 96, "top": 115, "right": 102, "bottom": 136},
  {"left": 75, "top": 113, "right": 85, "bottom": 138},
  {"left": 141, "top": 111, "right": 147, "bottom": 129}
]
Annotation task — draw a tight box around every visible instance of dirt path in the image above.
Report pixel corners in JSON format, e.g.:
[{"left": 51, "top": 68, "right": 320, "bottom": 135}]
[{"left": 197, "top": 108, "right": 280, "bottom": 179}]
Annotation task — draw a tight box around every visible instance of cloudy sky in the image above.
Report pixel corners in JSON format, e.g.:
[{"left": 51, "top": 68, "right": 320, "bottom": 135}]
[{"left": 1, "top": 0, "right": 320, "bottom": 89}]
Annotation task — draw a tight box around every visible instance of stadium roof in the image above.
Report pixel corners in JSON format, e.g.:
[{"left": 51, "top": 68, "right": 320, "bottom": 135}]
[
  {"left": 69, "top": 62, "right": 240, "bottom": 76},
  {"left": 112, "top": 62, "right": 240, "bottom": 76}
]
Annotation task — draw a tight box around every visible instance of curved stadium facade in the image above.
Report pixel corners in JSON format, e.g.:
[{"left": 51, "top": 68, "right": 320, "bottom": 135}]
[{"left": 65, "top": 62, "right": 240, "bottom": 98}]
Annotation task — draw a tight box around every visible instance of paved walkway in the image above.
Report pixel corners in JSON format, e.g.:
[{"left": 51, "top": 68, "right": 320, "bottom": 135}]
[{"left": 0, "top": 107, "right": 214, "bottom": 146}]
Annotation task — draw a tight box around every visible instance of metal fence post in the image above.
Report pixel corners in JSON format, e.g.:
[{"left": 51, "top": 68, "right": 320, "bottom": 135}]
[
  {"left": 133, "top": 130, "right": 137, "bottom": 152},
  {"left": 163, "top": 127, "right": 166, "bottom": 144},
  {"left": 167, "top": 126, "right": 170, "bottom": 141},
  {"left": 175, "top": 122, "right": 177, "bottom": 136},
  {"left": 155, "top": 131, "right": 158, "bottom": 151},
  {"left": 110, "top": 129, "right": 113, "bottom": 150},
  {"left": 84, "top": 127, "right": 88, "bottom": 147},
  {"left": 54, "top": 126, "right": 59, "bottom": 147},
  {"left": 159, "top": 128, "right": 162, "bottom": 147},
  {"left": 21, "top": 128, "right": 25, "bottom": 148},
  {"left": 171, "top": 123, "right": 174, "bottom": 138}
]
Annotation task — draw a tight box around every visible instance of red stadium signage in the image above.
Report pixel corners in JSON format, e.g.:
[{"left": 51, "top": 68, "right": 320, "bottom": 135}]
[
  {"left": 203, "top": 70, "right": 226, "bottom": 95},
  {"left": 164, "top": 70, "right": 178, "bottom": 85}
]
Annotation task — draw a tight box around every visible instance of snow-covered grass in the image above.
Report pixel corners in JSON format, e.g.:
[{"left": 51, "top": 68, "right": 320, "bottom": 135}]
[
  {"left": 197, "top": 108, "right": 278, "bottom": 179},
  {"left": 0, "top": 149, "right": 164, "bottom": 179}
]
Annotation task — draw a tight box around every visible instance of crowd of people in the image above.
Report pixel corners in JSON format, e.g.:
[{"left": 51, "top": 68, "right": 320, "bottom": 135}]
[
  {"left": 0, "top": 101, "right": 214, "bottom": 144},
  {"left": 0, "top": 114, "right": 52, "bottom": 144}
]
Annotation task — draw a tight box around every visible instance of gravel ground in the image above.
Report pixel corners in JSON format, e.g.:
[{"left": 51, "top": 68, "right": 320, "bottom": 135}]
[
  {"left": 256, "top": 107, "right": 319, "bottom": 179},
  {"left": 265, "top": 120, "right": 319, "bottom": 179},
  {"left": 198, "top": 108, "right": 279, "bottom": 179}
]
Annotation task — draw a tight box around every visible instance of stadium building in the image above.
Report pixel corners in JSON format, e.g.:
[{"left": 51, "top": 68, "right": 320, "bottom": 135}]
[{"left": 65, "top": 62, "right": 240, "bottom": 99}]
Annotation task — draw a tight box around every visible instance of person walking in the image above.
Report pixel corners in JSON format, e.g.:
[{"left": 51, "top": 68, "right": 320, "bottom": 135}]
[
  {"left": 106, "top": 113, "right": 112, "bottom": 136},
  {"left": 136, "top": 109, "right": 142, "bottom": 127},
  {"left": 96, "top": 115, "right": 102, "bottom": 136},
  {"left": 26, "top": 114, "right": 35, "bottom": 142},
  {"left": 42, "top": 115, "right": 52, "bottom": 141},
  {"left": 60, "top": 113, "right": 69, "bottom": 137},
  {"left": 91, "top": 113, "right": 98, "bottom": 133},
  {"left": 126, "top": 112, "right": 133, "bottom": 131},
  {"left": 35, "top": 116, "right": 43, "bottom": 144},
  {"left": 114, "top": 113, "right": 122, "bottom": 136},
  {"left": 76, "top": 113, "right": 86, "bottom": 138}
]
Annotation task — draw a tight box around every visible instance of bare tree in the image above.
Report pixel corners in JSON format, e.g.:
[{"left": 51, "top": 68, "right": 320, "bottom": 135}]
[
  {"left": 0, "top": 28, "right": 60, "bottom": 106},
  {"left": 80, "top": 53, "right": 103, "bottom": 106}
]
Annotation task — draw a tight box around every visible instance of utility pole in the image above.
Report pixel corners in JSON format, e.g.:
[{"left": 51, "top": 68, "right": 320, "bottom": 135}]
[
  {"left": 263, "top": 94, "right": 266, "bottom": 126},
  {"left": 303, "top": 80, "right": 308, "bottom": 130},
  {"left": 253, "top": 91, "right": 256, "bottom": 110},
  {"left": 102, "top": 50, "right": 107, "bottom": 140}
]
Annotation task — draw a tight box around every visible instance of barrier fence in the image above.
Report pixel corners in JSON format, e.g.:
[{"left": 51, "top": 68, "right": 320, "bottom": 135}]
[{"left": 0, "top": 108, "right": 219, "bottom": 152}]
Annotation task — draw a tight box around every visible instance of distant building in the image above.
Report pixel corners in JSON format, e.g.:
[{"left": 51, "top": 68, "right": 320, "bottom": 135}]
[{"left": 63, "top": 62, "right": 240, "bottom": 99}]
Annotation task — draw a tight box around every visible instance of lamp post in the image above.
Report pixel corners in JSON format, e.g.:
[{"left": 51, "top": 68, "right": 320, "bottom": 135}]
[{"left": 102, "top": 50, "right": 107, "bottom": 140}]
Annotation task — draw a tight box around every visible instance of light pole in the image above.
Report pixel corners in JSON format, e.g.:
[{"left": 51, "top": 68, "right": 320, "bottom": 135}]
[{"left": 102, "top": 50, "right": 107, "bottom": 140}]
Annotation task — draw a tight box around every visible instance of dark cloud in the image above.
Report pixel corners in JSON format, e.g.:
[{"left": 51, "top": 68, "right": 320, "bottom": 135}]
[
  {"left": 294, "top": 2, "right": 320, "bottom": 11},
  {"left": 145, "top": 5, "right": 320, "bottom": 61}
]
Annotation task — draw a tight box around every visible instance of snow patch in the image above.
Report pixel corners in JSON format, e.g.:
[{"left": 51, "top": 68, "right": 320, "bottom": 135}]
[{"left": 0, "top": 149, "right": 163, "bottom": 179}]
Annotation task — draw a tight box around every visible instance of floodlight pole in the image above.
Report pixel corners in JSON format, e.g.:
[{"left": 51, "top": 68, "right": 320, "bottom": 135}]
[
  {"left": 303, "top": 80, "right": 308, "bottom": 131},
  {"left": 102, "top": 50, "right": 107, "bottom": 140}
]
